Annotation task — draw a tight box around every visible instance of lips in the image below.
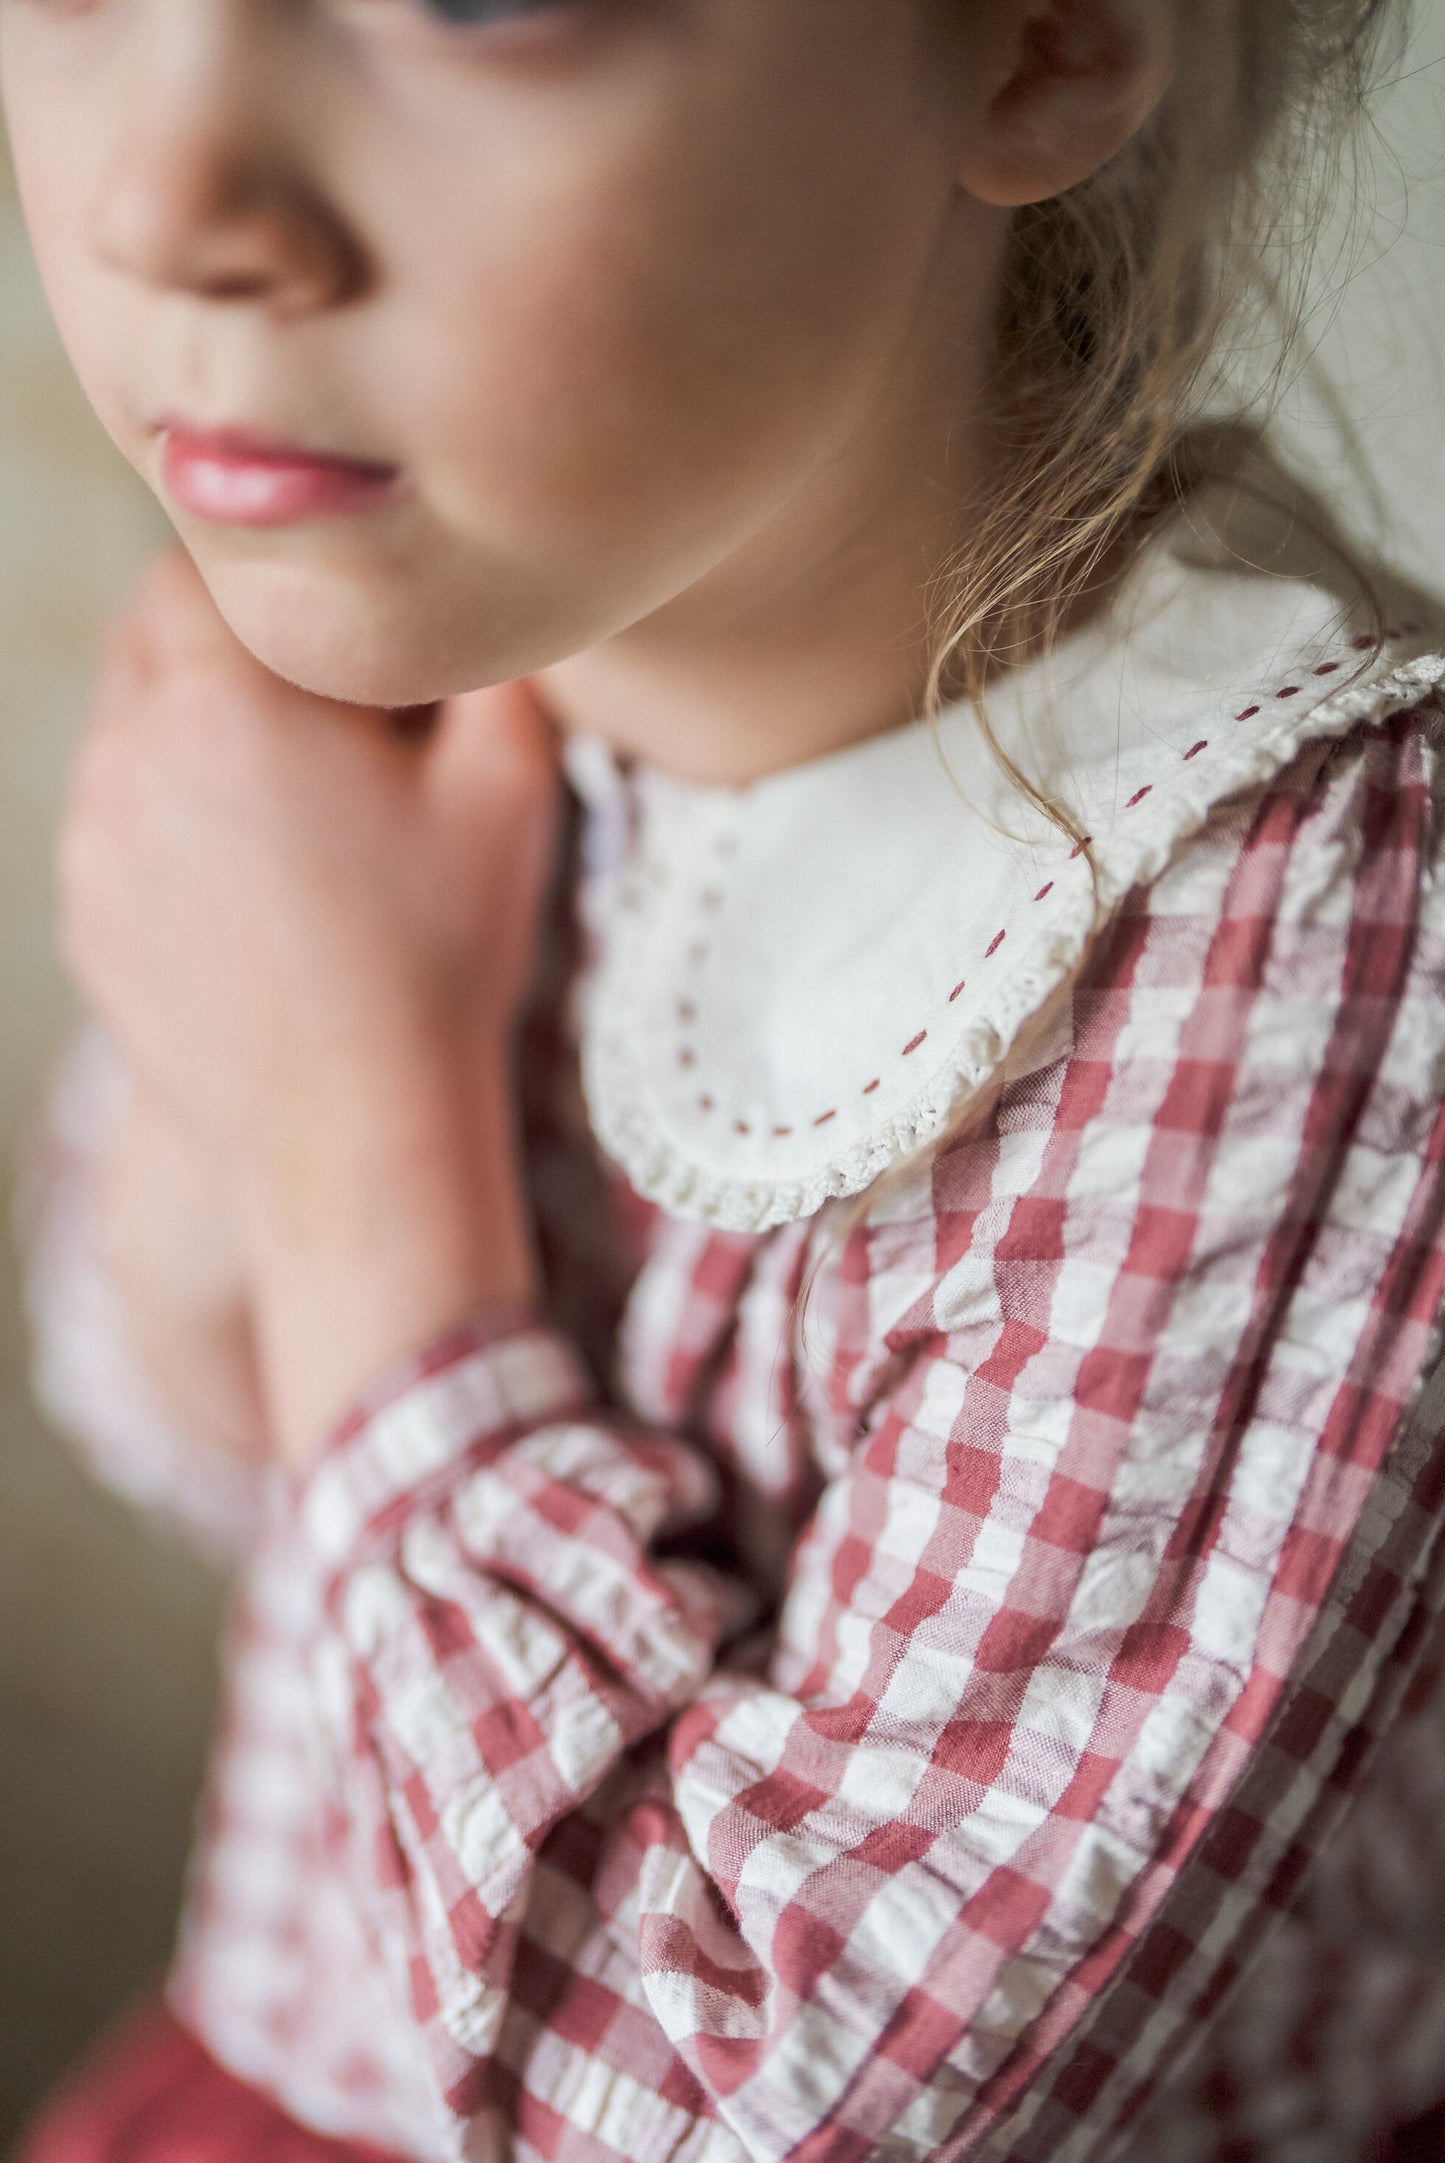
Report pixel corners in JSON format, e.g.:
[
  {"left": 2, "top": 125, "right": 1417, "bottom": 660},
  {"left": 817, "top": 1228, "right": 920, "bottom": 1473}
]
[{"left": 155, "top": 420, "right": 403, "bottom": 528}]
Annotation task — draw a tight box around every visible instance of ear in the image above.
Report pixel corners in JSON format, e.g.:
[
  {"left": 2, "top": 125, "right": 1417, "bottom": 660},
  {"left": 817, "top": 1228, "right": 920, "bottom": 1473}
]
[{"left": 957, "top": 0, "right": 1176, "bottom": 209}]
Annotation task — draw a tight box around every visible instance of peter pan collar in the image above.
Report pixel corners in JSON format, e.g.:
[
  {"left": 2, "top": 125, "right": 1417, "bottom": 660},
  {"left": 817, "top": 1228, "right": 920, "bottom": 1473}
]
[{"left": 568, "top": 474, "right": 1445, "bottom": 1233}]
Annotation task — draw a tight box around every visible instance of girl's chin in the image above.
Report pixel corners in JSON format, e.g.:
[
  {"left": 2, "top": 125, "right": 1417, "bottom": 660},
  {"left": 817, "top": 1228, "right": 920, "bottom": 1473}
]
[
  {"left": 243, "top": 638, "right": 439, "bottom": 710},
  {"left": 192, "top": 564, "right": 490, "bottom": 711},
  {"left": 189, "top": 540, "right": 635, "bottom": 710},
  {"left": 227, "top": 631, "right": 425, "bottom": 710}
]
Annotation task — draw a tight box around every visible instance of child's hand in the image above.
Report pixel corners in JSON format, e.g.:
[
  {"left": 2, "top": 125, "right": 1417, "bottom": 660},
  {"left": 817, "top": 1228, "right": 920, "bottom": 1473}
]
[
  {"left": 61, "top": 547, "right": 557, "bottom": 1161},
  {"left": 60, "top": 548, "right": 559, "bottom": 1466},
  {"left": 98, "top": 1074, "right": 269, "bottom": 1469}
]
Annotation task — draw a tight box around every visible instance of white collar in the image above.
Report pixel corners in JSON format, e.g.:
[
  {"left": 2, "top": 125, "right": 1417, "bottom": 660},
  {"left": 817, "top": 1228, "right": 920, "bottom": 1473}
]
[{"left": 568, "top": 473, "right": 1445, "bottom": 1232}]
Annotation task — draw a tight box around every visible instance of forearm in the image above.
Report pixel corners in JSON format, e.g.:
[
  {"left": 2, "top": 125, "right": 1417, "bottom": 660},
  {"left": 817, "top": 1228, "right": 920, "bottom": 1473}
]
[
  {"left": 100, "top": 1081, "right": 269, "bottom": 1465},
  {"left": 238, "top": 1030, "right": 540, "bottom": 1469}
]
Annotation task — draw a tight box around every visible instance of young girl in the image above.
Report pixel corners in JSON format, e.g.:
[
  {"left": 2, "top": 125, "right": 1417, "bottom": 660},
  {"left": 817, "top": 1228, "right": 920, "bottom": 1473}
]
[{"left": 7, "top": 1, "right": 1445, "bottom": 2159}]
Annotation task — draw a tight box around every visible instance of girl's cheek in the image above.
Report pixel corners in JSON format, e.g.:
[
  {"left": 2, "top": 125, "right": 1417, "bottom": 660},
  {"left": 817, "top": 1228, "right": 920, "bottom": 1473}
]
[
  {"left": 9, "top": 187, "right": 108, "bottom": 444},
  {"left": 426, "top": 258, "right": 766, "bottom": 546},
  {"left": 2, "top": 78, "right": 127, "bottom": 435},
  {"left": 414, "top": 139, "right": 884, "bottom": 548}
]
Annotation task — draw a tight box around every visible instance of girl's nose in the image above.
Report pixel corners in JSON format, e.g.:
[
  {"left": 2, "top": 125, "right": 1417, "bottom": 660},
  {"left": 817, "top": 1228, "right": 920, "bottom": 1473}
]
[{"left": 89, "top": 12, "right": 366, "bottom": 315}]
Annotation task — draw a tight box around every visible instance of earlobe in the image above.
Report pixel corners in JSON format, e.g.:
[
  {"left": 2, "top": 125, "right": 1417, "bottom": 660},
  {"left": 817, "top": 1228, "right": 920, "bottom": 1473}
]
[{"left": 957, "top": 0, "right": 1175, "bottom": 210}]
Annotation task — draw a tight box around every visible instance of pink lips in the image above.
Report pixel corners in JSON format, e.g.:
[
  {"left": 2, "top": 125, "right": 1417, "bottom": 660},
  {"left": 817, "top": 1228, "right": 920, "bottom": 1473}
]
[{"left": 157, "top": 423, "right": 402, "bottom": 527}]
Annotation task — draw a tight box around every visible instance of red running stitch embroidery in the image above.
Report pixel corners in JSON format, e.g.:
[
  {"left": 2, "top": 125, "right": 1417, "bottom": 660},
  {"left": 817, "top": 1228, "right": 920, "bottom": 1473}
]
[
  {"left": 1232, "top": 630, "right": 1379, "bottom": 725},
  {"left": 679, "top": 632, "right": 1392, "bottom": 1142}
]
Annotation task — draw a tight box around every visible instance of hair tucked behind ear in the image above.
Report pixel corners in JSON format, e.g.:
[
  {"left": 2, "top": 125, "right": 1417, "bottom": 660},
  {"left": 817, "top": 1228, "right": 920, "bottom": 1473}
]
[
  {"left": 929, "top": 0, "right": 1408, "bottom": 842},
  {"left": 795, "top": 0, "right": 1409, "bottom": 1302}
]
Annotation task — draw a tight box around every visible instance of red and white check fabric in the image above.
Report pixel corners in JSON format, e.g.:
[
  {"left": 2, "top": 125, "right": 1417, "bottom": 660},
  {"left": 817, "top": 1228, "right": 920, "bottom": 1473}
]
[{"left": 23, "top": 696, "right": 1445, "bottom": 2163}]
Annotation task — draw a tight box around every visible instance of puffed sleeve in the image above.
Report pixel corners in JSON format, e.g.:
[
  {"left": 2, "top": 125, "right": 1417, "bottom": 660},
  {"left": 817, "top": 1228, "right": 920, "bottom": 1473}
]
[
  {"left": 292, "top": 700, "right": 1445, "bottom": 2163},
  {"left": 16, "top": 1024, "right": 262, "bottom": 1565}
]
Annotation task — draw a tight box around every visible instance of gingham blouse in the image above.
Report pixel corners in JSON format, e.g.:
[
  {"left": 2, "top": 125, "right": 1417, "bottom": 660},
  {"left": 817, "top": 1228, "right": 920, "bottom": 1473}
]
[{"left": 22, "top": 479, "right": 1445, "bottom": 2163}]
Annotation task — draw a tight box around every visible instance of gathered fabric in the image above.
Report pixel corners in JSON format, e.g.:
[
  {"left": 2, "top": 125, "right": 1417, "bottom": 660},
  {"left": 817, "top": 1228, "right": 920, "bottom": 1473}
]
[{"left": 20, "top": 492, "right": 1445, "bottom": 2163}]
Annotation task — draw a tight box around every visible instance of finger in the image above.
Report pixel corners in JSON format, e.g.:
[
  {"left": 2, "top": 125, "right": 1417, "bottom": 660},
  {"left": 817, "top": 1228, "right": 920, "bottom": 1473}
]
[
  {"left": 423, "top": 678, "right": 560, "bottom": 824},
  {"left": 96, "top": 594, "right": 160, "bottom": 696},
  {"left": 430, "top": 678, "right": 558, "bottom": 779},
  {"left": 131, "top": 544, "right": 253, "bottom": 673},
  {"left": 96, "top": 548, "right": 209, "bottom": 695}
]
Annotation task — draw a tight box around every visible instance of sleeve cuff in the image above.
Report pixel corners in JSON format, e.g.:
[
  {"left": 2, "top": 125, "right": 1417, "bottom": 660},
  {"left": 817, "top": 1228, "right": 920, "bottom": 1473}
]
[{"left": 294, "top": 1307, "right": 598, "bottom": 1582}]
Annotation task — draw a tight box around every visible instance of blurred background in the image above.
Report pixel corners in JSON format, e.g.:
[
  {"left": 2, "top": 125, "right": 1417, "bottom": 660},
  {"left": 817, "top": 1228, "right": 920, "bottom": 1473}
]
[
  {"left": 2, "top": 9, "right": 1445, "bottom": 2152},
  {"left": 0, "top": 132, "right": 229, "bottom": 2150}
]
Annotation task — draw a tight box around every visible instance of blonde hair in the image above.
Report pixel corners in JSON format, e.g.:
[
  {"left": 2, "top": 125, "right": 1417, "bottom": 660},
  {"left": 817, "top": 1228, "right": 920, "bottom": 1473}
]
[
  {"left": 801, "top": 0, "right": 1409, "bottom": 1284},
  {"left": 929, "top": 0, "right": 1407, "bottom": 835}
]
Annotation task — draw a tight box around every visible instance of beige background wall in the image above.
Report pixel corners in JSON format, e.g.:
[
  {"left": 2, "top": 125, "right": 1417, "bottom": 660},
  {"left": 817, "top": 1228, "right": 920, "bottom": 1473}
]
[
  {"left": 2, "top": 13, "right": 1445, "bottom": 2151},
  {"left": 0, "top": 150, "right": 228, "bottom": 2151}
]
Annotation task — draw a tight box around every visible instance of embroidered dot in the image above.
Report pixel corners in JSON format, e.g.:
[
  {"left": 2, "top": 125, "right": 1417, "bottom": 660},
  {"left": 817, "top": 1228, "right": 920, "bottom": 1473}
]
[
  {"left": 813, "top": 1109, "right": 838, "bottom": 1128},
  {"left": 986, "top": 930, "right": 1007, "bottom": 958},
  {"left": 1034, "top": 881, "right": 1054, "bottom": 901},
  {"left": 677, "top": 999, "right": 697, "bottom": 1024},
  {"left": 1352, "top": 633, "right": 1379, "bottom": 652},
  {"left": 1126, "top": 785, "right": 1153, "bottom": 808},
  {"left": 863, "top": 1078, "right": 881, "bottom": 1096},
  {"left": 949, "top": 980, "right": 967, "bottom": 1002},
  {"left": 1314, "top": 660, "right": 1342, "bottom": 676},
  {"left": 699, "top": 1095, "right": 715, "bottom": 1113},
  {"left": 772, "top": 1125, "right": 793, "bottom": 1138},
  {"left": 1069, "top": 837, "right": 1093, "bottom": 860},
  {"left": 902, "top": 1030, "right": 928, "bottom": 1056},
  {"left": 678, "top": 1049, "right": 696, "bottom": 1070},
  {"left": 1184, "top": 741, "right": 1207, "bottom": 761},
  {"left": 1235, "top": 704, "right": 1260, "bottom": 721},
  {"left": 734, "top": 1121, "right": 752, "bottom": 1137},
  {"left": 1275, "top": 684, "right": 1301, "bottom": 700}
]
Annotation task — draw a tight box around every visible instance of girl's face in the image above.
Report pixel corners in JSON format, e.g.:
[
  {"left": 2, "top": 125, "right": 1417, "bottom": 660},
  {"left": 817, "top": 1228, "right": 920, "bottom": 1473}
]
[{"left": 0, "top": 0, "right": 999, "bottom": 708}]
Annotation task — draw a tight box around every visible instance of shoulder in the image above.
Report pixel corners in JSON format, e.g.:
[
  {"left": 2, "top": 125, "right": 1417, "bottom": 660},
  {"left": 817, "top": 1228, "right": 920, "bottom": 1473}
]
[
  {"left": 575, "top": 479, "right": 1445, "bottom": 1236},
  {"left": 1115, "top": 678, "right": 1445, "bottom": 981},
  {"left": 922, "top": 687, "right": 1445, "bottom": 1274},
  {"left": 834, "top": 687, "right": 1445, "bottom": 1416}
]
